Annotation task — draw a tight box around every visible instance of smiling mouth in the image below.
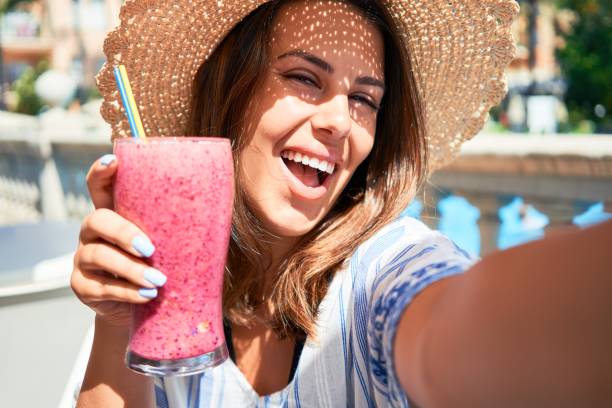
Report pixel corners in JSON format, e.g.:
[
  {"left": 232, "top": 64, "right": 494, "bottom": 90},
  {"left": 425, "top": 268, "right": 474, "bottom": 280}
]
[{"left": 281, "top": 157, "right": 330, "bottom": 187}]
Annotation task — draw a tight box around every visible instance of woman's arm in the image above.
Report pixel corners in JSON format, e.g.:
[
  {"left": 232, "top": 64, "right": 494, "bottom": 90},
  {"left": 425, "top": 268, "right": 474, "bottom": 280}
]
[
  {"left": 395, "top": 220, "right": 612, "bottom": 407},
  {"left": 76, "top": 316, "right": 154, "bottom": 407}
]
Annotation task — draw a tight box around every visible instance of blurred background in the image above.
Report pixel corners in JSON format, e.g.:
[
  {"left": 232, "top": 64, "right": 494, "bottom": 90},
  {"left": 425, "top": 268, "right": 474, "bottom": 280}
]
[{"left": 0, "top": 0, "right": 610, "bottom": 407}]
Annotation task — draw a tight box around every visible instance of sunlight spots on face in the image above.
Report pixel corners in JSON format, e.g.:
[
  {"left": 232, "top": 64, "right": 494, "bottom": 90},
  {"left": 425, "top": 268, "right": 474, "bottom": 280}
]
[
  {"left": 269, "top": 0, "right": 383, "bottom": 80},
  {"left": 265, "top": 0, "right": 385, "bottom": 131},
  {"left": 237, "top": 0, "right": 384, "bottom": 239}
]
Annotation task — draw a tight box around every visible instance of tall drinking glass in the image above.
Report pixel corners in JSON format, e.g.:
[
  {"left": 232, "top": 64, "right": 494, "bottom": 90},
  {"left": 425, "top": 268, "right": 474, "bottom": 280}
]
[{"left": 113, "top": 137, "right": 233, "bottom": 376}]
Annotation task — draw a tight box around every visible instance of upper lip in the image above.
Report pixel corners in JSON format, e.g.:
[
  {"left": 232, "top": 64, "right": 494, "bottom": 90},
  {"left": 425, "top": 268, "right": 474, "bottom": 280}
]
[{"left": 281, "top": 147, "right": 343, "bottom": 166}]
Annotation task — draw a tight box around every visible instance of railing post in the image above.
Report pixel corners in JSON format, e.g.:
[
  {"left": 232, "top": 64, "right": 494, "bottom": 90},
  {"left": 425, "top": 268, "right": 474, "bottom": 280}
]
[
  {"left": 37, "top": 132, "right": 67, "bottom": 221},
  {"left": 468, "top": 193, "right": 504, "bottom": 255},
  {"left": 525, "top": 197, "right": 576, "bottom": 234}
]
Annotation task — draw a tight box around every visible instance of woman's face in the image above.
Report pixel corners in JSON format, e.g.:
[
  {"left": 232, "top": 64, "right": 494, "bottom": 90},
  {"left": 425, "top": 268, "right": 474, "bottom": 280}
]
[{"left": 240, "top": 0, "right": 385, "bottom": 240}]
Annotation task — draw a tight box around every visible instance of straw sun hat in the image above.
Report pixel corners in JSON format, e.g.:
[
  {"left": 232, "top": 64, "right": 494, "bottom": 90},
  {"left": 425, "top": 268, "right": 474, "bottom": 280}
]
[{"left": 96, "top": 0, "right": 519, "bottom": 171}]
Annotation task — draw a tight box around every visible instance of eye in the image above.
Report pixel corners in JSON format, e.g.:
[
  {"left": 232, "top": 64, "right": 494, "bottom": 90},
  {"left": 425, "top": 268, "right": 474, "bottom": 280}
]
[
  {"left": 282, "top": 71, "right": 321, "bottom": 89},
  {"left": 350, "top": 93, "right": 380, "bottom": 111}
]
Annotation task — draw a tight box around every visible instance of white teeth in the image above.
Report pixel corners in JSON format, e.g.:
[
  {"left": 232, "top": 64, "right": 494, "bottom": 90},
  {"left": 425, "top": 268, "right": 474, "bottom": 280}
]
[{"left": 282, "top": 150, "right": 335, "bottom": 175}]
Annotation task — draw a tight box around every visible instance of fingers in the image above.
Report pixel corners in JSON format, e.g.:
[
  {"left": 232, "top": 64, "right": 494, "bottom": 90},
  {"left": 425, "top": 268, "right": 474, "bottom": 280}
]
[
  {"left": 78, "top": 154, "right": 167, "bottom": 309},
  {"left": 77, "top": 241, "right": 166, "bottom": 289},
  {"left": 80, "top": 208, "right": 155, "bottom": 259},
  {"left": 72, "top": 267, "right": 159, "bottom": 304},
  {"left": 87, "top": 154, "right": 117, "bottom": 209}
]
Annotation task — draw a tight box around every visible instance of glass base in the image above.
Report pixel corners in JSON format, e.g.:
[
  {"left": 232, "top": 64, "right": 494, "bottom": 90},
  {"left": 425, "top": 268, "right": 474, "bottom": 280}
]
[{"left": 126, "top": 344, "right": 229, "bottom": 377}]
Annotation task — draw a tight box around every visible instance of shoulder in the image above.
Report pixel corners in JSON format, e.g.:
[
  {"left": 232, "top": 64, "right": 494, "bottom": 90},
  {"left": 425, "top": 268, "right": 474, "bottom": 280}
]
[
  {"left": 353, "top": 216, "right": 476, "bottom": 274},
  {"left": 334, "top": 217, "right": 477, "bottom": 406}
]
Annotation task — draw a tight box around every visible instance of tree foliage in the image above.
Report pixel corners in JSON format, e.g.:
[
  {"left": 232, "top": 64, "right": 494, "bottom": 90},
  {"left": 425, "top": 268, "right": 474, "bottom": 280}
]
[
  {"left": 12, "top": 60, "right": 48, "bottom": 115},
  {"left": 555, "top": 0, "right": 612, "bottom": 132},
  {"left": 0, "top": 0, "right": 33, "bottom": 14}
]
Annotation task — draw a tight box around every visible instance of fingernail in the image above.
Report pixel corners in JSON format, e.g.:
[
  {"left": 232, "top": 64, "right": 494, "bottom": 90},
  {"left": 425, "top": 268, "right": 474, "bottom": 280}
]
[
  {"left": 144, "top": 268, "right": 167, "bottom": 287},
  {"left": 132, "top": 235, "right": 155, "bottom": 257},
  {"left": 99, "top": 154, "right": 116, "bottom": 166},
  {"left": 139, "top": 288, "right": 158, "bottom": 299}
]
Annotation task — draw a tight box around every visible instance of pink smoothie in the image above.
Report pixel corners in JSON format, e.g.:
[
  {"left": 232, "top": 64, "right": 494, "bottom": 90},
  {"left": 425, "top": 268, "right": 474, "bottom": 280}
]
[{"left": 113, "top": 137, "right": 233, "bottom": 361}]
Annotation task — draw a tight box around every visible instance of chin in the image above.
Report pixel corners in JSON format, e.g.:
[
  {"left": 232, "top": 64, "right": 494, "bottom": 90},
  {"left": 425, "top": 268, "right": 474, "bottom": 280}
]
[
  {"left": 266, "top": 214, "right": 317, "bottom": 238},
  {"left": 258, "top": 205, "right": 321, "bottom": 238},
  {"left": 275, "top": 222, "right": 316, "bottom": 237}
]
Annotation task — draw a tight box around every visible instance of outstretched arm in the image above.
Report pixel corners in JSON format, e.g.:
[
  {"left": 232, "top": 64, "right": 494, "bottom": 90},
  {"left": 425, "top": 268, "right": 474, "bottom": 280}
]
[{"left": 395, "top": 220, "right": 612, "bottom": 407}]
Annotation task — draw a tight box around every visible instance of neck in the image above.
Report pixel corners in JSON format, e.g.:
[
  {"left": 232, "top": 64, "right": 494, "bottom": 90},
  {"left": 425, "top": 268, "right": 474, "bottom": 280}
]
[{"left": 261, "top": 234, "right": 299, "bottom": 296}]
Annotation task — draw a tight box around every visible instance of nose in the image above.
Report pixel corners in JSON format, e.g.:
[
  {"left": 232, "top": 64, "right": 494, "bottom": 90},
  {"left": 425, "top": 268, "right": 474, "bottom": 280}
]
[{"left": 310, "top": 94, "right": 351, "bottom": 140}]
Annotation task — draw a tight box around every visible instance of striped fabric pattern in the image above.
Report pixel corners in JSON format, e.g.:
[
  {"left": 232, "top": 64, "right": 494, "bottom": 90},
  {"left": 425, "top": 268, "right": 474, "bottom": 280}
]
[{"left": 154, "top": 217, "right": 477, "bottom": 407}]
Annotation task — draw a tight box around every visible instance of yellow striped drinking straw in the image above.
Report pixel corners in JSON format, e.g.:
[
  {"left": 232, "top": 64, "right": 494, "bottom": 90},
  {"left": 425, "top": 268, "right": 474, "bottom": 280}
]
[{"left": 118, "top": 64, "right": 147, "bottom": 139}]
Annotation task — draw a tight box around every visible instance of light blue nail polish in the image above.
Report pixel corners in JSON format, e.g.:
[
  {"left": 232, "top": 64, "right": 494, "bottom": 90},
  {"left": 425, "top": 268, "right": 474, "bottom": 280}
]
[
  {"left": 100, "top": 154, "right": 116, "bottom": 166},
  {"left": 144, "top": 268, "right": 167, "bottom": 287},
  {"left": 132, "top": 235, "right": 155, "bottom": 257},
  {"left": 139, "top": 288, "right": 158, "bottom": 299}
]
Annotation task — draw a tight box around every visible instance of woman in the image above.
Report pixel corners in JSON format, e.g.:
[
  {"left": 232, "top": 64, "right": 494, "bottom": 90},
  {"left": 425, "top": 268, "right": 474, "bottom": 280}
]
[{"left": 72, "top": 0, "right": 612, "bottom": 406}]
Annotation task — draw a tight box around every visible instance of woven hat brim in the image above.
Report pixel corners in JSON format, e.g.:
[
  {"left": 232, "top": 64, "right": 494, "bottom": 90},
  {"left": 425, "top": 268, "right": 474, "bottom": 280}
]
[{"left": 96, "top": 0, "right": 519, "bottom": 172}]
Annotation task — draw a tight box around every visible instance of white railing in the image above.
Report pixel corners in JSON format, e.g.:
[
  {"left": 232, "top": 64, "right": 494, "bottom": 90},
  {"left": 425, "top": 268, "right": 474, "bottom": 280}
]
[
  {"left": 0, "top": 109, "right": 111, "bottom": 224},
  {"left": 426, "top": 133, "right": 612, "bottom": 254}
]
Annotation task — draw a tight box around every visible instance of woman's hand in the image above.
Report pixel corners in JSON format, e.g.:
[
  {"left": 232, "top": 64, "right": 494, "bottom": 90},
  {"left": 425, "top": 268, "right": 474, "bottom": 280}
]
[{"left": 71, "top": 154, "right": 167, "bottom": 328}]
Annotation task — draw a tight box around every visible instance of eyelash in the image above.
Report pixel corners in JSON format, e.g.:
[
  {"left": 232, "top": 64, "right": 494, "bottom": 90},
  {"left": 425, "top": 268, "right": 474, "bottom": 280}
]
[
  {"left": 285, "top": 73, "right": 319, "bottom": 88},
  {"left": 351, "top": 94, "right": 380, "bottom": 111},
  {"left": 282, "top": 73, "right": 380, "bottom": 111}
]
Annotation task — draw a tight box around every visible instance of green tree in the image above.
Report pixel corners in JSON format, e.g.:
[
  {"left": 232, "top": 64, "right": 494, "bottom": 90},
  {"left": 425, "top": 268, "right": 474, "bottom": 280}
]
[
  {"left": 0, "top": 0, "right": 33, "bottom": 14},
  {"left": 556, "top": 0, "right": 612, "bottom": 132},
  {"left": 12, "top": 60, "right": 48, "bottom": 115}
]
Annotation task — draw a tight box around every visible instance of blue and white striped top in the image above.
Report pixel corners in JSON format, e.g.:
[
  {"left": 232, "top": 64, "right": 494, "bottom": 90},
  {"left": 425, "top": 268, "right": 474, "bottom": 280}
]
[{"left": 153, "top": 216, "right": 477, "bottom": 407}]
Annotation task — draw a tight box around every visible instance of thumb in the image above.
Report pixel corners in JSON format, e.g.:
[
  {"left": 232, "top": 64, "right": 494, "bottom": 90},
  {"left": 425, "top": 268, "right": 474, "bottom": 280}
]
[{"left": 86, "top": 154, "right": 117, "bottom": 209}]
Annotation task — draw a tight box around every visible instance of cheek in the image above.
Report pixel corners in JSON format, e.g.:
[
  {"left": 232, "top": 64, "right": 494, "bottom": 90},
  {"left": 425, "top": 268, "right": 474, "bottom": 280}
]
[
  {"left": 240, "top": 95, "right": 309, "bottom": 168},
  {"left": 351, "top": 129, "right": 376, "bottom": 169},
  {"left": 350, "top": 107, "right": 378, "bottom": 133},
  {"left": 251, "top": 74, "right": 314, "bottom": 143},
  {"left": 256, "top": 95, "right": 312, "bottom": 141}
]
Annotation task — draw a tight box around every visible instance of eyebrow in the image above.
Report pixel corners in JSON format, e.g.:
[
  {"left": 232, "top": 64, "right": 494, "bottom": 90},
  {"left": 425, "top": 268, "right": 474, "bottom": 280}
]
[
  {"left": 277, "top": 49, "right": 385, "bottom": 91},
  {"left": 356, "top": 76, "right": 385, "bottom": 91},
  {"left": 278, "top": 49, "right": 334, "bottom": 73}
]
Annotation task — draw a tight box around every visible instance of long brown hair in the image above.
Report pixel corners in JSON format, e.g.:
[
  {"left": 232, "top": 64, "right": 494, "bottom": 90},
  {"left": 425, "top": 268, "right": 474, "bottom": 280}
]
[{"left": 187, "top": 0, "right": 426, "bottom": 338}]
